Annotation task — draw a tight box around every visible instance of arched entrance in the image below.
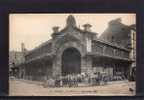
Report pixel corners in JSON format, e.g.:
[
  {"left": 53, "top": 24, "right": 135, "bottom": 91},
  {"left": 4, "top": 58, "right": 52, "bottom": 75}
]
[{"left": 62, "top": 48, "right": 81, "bottom": 76}]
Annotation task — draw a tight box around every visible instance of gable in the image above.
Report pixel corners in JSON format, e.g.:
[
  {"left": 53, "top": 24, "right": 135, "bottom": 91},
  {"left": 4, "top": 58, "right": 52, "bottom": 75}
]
[{"left": 55, "top": 33, "right": 81, "bottom": 49}]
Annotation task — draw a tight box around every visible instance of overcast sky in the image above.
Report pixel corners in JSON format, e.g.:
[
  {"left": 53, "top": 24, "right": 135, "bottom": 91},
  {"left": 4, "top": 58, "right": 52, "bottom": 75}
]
[{"left": 9, "top": 13, "right": 136, "bottom": 51}]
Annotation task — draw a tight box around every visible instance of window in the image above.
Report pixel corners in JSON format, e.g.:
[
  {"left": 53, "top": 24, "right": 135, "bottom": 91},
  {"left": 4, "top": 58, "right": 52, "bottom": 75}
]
[
  {"left": 115, "top": 49, "right": 121, "bottom": 57},
  {"left": 105, "top": 46, "right": 114, "bottom": 56},
  {"left": 92, "top": 42, "right": 103, "bottom": 54},
  {"left": 111, "top": 36, "right": 114, "bottom": 42}
]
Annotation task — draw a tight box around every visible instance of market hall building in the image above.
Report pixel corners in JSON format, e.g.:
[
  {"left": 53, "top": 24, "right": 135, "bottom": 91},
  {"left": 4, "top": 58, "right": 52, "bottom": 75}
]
[{"left": 15, "top": 15, "right": 135, "bottom": 81}]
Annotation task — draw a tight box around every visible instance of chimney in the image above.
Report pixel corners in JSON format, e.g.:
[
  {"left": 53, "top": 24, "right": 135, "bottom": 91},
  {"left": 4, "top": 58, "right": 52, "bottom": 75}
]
[
  {"left": 21, "top": 43, "right": 27, "bottom": 53},
  {"left": 109, "top": 18, "right": 122, "bottom": 26},
  {"left": 52, "top": 26, "right": 59, "bottom": 33},
  {"left": 83, "top": 24, "right": 92, "bottom": 32}
]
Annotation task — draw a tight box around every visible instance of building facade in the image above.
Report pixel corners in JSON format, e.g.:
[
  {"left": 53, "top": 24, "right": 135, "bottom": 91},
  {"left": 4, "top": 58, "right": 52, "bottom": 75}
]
[
  {"left": 100, "top": 18, "right": 136, "bottom": 80},
  {"left": 13, "top": 15, "right": 135, "bottom": 81},
  {"left": 9, "top": 50, "right": 25, "bottom": 77}
]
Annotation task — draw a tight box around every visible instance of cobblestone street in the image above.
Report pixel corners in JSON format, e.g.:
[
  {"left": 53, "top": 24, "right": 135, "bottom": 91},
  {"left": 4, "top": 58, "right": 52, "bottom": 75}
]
[{"left": 9, "top": 79, "right": 135, "bottom": 96}]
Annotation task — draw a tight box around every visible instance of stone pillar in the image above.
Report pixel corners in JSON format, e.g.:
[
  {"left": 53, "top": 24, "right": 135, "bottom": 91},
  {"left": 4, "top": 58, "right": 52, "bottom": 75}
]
[
  {"left": 81, "top": 56, "right": 87, "bottom": 73},
  {"left": 81, "top": 56, "right": 93, "bottom": 74},
  {"left": 86, "top": 56, "right": 93, "bottom": 74},
  {"left": 52, "top": 55, "right": 61, "bottom": 78}
]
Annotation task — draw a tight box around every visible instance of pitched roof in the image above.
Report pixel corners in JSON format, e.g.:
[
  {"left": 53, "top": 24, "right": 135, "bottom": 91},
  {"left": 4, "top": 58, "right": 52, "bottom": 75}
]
[{"left": 26, "top": 39, "right": 52, "bottom": 55}]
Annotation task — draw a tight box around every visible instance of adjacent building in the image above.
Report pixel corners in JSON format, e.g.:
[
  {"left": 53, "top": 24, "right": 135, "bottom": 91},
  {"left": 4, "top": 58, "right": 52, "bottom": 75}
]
[
  {"left": 100, "top": 18, "right": 136, "bottom": 80},
  {"left": 9, "top": 50, "right": 25, "bottom": 77}
]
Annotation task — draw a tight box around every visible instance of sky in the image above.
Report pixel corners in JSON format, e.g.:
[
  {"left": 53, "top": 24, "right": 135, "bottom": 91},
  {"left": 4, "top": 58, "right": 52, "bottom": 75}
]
[{"left": 9, "top": 13, "right": 136, "bottom": 51}]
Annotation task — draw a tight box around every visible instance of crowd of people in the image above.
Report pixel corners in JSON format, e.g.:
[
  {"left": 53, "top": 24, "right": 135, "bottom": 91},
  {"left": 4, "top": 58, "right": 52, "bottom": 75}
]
[{"left": 43, "top": 72, "right": 126, "bottom": 88}]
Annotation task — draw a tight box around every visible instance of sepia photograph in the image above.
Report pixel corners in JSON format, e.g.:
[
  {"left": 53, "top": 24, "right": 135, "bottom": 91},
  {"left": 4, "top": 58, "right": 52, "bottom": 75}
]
[{"left": 9, "top": 13, "right": 136, "bottom": 96}]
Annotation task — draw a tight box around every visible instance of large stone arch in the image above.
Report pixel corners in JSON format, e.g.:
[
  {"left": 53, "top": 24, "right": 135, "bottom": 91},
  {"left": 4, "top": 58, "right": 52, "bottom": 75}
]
[
  {"left": 52, "top": 41, "right": 86, "bottom": 76},
  {"left": 61, "top": 47, "right": 81, "bottom": 76}
]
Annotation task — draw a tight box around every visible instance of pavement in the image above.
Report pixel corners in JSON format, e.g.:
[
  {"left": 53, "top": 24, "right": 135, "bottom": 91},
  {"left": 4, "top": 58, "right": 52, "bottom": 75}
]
[{"left": 9, "top": 79, "right": 135, "bottom": 96}]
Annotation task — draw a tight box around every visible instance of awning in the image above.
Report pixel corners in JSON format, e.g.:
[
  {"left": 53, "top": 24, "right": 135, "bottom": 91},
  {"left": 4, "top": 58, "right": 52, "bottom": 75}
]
[{"left": 25, "top": 53, "right": 54, "bottom": 64}]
